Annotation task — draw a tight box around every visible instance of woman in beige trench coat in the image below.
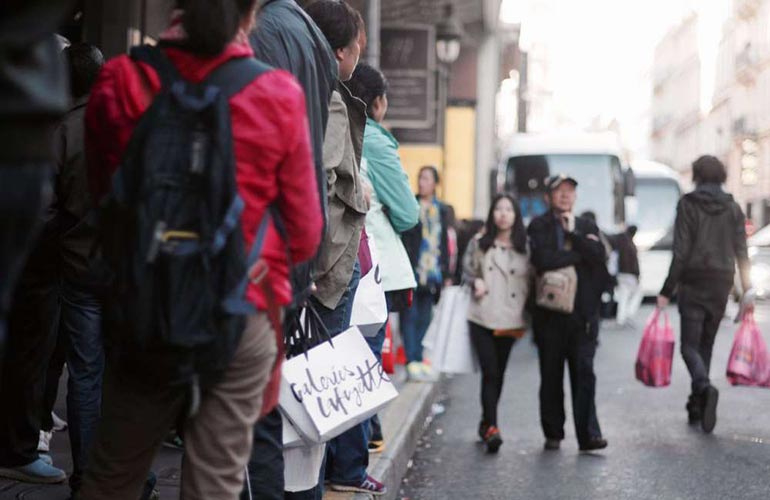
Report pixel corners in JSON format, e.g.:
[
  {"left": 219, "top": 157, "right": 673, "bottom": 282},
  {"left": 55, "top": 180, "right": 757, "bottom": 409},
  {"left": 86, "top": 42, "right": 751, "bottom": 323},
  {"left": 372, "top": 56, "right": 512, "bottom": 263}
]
[{"left": 463, "top": 194, "right": 533, "bottom": 453}]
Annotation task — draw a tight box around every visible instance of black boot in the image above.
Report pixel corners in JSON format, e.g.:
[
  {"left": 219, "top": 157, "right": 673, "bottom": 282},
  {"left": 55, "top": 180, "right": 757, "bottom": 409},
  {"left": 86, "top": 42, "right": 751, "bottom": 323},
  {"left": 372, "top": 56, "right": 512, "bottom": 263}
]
[
  {"left": 686, "top": 393, "right": 702, "bottom": 424},
  {"left": 701, "top": 385, "right": 719, "bottom": 434}
]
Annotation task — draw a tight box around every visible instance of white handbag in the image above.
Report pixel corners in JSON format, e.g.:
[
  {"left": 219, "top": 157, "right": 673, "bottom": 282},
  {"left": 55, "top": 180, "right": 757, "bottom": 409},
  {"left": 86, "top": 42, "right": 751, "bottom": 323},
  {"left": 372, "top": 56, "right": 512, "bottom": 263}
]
[
  {"left": 279, "top": 323, "right": 398, "bottom": 443},
  {"left": 350, "top": 238, "right": 388, "bottom": 337},
  {"left": 422, "top": 286, "right": 479, "bottom": 374}
]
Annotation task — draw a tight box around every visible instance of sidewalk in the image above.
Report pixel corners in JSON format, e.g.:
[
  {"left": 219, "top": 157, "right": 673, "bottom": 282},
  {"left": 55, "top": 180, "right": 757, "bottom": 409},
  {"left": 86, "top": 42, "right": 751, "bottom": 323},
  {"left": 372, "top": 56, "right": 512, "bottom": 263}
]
[{"left": 0, "top": 368, "right": 439, "bottom": 500}]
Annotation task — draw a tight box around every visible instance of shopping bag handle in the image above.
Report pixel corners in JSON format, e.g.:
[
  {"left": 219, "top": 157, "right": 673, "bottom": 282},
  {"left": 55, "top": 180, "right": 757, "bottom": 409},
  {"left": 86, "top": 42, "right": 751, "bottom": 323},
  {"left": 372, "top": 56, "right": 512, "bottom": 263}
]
[{"left": 647, "top": 308, "right": 670, "bottom": 331}]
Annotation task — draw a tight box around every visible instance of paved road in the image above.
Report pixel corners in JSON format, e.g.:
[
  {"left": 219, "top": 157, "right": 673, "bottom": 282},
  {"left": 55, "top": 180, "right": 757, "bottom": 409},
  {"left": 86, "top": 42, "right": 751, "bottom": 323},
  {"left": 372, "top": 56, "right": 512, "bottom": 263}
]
[{"left": 400, "top": 304, "right": 770, "bottom": 500}]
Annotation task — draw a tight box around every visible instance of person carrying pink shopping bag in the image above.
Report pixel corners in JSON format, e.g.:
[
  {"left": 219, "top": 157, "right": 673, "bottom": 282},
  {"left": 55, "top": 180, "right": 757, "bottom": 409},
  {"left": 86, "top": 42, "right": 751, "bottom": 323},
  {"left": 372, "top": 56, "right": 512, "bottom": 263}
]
[
  {"left": 726, "top": 311, "right": 770, "bottom": 387},
  {"left": 635, "top": 309, "right": 675, "bottom": 387}
]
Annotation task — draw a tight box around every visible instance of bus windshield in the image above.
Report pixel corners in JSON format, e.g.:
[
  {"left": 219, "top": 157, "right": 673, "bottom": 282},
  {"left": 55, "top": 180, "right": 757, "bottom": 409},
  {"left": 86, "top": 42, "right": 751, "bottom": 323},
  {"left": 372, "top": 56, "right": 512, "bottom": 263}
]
[
  {"left": 507, "top": 154, "right": 620, "bottom": 230},
  {"left": 633, "top": 178, "right": 680, "bottom": 249}
]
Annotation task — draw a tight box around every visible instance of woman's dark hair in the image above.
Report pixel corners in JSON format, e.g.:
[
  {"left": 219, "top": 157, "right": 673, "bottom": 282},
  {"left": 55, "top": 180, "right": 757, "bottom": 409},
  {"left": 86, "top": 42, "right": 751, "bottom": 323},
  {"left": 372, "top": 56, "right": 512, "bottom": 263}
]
[
  {"left": 347, "top": 62, "right": 388, "bottom": 119},
  {"left": 177, "top": 0, "right": 256, "bottom": 56},
  {"left": 304, "top": 0, "right": 361, "bottom": 51},
  {"left": 63, "top": 43, "right": 104, "bottom": 99},
  {"left": 478, "top": 194, "right": 527, "bottom": 255},
  {"left": 692, "top": 155, "right": 727, "bottom": 185},
  {"left": 419, "top": 165, "right": 440, "bottom": 185}
]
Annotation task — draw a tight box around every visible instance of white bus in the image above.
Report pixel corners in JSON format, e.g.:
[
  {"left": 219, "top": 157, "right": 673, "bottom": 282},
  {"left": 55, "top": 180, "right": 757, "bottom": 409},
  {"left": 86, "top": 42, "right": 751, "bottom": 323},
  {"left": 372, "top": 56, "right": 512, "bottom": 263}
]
[
  {"left": 627, "top": 160, "right": 682, "bottom": 297},
  {"left": 496, "top": 132, "right": 634, "bottom": 233}
]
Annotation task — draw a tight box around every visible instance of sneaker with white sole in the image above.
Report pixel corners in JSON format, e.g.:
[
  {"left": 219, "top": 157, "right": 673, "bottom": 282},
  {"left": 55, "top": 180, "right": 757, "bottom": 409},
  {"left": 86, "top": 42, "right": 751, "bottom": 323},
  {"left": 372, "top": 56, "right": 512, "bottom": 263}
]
[
  {"left": 330, "top": 475, "right": 387, "bottom": 496},
  {"left": 38, "top": 430, "right": 52, "bottom": 453},
  {"left": 0, "top": 458, "right": 66, "bottom": 484},
  {"left": 407, "top": 362, "right": 430, "bottom": 382}
]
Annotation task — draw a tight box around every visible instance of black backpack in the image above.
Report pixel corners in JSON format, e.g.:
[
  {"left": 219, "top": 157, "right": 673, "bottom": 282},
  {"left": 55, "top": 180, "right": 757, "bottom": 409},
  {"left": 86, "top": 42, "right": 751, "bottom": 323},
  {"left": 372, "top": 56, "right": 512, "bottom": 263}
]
[{"left": 98, "top": 45, "right": 271, "bottom": 410}]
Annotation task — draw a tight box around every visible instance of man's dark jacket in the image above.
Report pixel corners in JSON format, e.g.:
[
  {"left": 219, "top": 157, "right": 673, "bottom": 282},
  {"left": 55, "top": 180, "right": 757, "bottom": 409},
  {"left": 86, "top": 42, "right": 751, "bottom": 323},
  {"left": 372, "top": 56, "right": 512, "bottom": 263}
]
[
  {"left": 249, "top": 0, "right": 338, "bottom": 304},
  {"left": 55, "top": 96, "right": 101, "bottom": 288},
  {"left": 660, "top": 184, "right": 751, "bottom": 298},
  {"left": 250, "top": 0, "right": 337, "bottom": 224},
  {"left": 610, "top": 231, "right": 640, "bottom": 277},
  {"left": 528, "top": 213, "right": 609, "bottom": 320}
]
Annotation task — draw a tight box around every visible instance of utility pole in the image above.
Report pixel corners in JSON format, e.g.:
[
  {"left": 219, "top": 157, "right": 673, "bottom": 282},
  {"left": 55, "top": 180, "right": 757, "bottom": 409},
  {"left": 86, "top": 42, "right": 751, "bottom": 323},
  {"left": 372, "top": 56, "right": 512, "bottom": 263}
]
[{"left": 364, "top": 0, "right": 380, "bottom": 66}]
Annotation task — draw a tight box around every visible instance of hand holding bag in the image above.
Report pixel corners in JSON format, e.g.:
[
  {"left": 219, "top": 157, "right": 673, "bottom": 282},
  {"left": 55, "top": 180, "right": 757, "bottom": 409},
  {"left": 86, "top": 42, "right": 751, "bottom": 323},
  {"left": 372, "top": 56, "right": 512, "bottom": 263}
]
[{"left": 635, "top": 308, "right": 675, "bottom": 387}]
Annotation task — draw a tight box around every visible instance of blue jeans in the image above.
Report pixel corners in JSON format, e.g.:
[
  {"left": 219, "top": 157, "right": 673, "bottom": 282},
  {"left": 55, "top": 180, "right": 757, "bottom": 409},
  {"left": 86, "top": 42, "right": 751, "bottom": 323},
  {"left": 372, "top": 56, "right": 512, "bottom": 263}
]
[
  {"left": 287, "top": 262, "right": 362, "bottom": 499},
  {"left": 61, "top": 282, "right": 103, "bottom": 491},
  {"left": 399, "top": 288, "right": 434, "bottom": 363}
]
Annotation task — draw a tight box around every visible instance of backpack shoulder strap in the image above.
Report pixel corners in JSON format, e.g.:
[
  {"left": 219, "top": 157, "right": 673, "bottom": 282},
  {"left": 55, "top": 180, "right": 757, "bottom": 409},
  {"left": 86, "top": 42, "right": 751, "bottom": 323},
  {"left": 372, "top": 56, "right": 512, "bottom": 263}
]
[
  {"left": 129, "top": 44, "right": 181, "bottom": 88},
  {"left": 204, "top": 57, "right": 272, "bottom": 98}
]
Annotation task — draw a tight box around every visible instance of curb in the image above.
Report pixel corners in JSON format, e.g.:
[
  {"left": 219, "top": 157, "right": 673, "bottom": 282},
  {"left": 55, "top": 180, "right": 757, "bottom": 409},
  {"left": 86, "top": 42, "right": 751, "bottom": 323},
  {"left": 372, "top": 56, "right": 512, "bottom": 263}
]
[{"left": 324, "top": 379, "right": 440, "bottom": 500}]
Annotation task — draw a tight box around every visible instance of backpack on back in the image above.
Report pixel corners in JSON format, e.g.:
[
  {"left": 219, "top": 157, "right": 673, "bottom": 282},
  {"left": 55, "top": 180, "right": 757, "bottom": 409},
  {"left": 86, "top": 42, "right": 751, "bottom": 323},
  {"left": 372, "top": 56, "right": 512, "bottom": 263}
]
[{"left": 98, "top": 45, "right": 272, "bottom": 408}]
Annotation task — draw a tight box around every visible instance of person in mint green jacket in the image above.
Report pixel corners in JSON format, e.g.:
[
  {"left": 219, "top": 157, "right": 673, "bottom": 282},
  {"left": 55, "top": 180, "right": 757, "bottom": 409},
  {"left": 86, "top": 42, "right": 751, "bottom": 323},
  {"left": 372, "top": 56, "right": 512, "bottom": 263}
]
[
  {"left": 348, "top": 62, "right": 419, "bottom": 452},
  {"left": 349, "top": 63, "right": 419, "bottom": 297}
]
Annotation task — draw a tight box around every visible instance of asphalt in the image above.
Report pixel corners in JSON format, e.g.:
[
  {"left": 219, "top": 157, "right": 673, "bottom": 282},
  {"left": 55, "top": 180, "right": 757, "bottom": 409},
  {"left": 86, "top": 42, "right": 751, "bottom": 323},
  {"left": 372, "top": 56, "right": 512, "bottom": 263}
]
[{"left": 400, "top": 304, "right": 770, "bottom": 500}]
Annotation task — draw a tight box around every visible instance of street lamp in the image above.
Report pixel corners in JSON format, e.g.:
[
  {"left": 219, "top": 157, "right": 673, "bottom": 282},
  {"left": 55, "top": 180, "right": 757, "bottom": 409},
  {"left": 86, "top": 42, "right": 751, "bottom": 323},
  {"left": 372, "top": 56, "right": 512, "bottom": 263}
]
[{"left": 435, "top": 3, "right": 464, "bottom": 65}]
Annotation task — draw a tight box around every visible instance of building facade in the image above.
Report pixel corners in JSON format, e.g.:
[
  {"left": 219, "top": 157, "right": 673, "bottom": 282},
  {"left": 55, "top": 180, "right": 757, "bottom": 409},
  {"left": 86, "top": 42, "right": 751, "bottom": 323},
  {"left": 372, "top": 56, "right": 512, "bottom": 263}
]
[{"left": 652, "top": 0, "right": 770, "bottom": 227}]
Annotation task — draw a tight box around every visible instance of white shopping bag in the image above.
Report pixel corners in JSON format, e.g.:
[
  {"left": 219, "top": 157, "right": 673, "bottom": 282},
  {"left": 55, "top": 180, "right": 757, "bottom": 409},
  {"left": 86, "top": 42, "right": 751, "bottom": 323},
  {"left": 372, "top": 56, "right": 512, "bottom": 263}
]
[
  {"left": 279, "top": 325, "right": 399, "bottom": 443},
  {"left": 283, "top": 442, "right": 326, "bottom": 492},
  {"left": 350, "top": 238, "right": 388, "bottom": 337},
  {"left": 282, "top": 416, "right": 307, "bottom": 448},
  {"left": 422, "top": 286, "right": 478, "bottom": 374}
]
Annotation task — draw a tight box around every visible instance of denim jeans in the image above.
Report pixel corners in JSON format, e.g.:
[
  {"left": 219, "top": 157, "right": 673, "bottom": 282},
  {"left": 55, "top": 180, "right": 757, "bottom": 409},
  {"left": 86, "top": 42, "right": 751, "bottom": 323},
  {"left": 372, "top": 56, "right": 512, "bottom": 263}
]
[
  {"left": 399, "top": 288, "right": 434, "bottom": 363},
  {"left": 61, "top": 282, "right": 103, "bottom": 491},
  {"left": 287, "top": 262, "right": 362, "bottom": 499}
]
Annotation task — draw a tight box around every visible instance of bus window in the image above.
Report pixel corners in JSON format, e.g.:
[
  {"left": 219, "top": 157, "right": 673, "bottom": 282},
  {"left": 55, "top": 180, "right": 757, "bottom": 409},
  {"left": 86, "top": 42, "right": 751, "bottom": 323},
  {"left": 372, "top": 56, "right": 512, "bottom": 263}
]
[{"left": 506, "top": 154, "right": 620, "bottom": 230}]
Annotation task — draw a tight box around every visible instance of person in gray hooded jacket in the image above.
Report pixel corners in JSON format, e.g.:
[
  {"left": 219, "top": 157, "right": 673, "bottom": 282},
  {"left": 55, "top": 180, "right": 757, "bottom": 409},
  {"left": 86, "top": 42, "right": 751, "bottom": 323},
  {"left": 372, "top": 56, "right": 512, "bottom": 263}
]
[{"left": 658, "top": 155, "right": 753, "bottom": 434}]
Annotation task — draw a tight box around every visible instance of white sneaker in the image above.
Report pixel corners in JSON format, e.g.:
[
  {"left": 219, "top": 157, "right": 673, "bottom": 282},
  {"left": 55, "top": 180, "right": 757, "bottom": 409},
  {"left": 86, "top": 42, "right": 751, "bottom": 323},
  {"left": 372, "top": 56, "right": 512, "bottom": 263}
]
[
  {"left": 38, "top": 431, "right": 52, "bottom": 453},
  {"left": 419, "top": 362, "right": 439, "bottom": 381},
  {"left": 407, "top": 362, "right": 430, "bottom": 382},
  {"left": 51, "top": 412, "right": 68, "bottom": 432}
]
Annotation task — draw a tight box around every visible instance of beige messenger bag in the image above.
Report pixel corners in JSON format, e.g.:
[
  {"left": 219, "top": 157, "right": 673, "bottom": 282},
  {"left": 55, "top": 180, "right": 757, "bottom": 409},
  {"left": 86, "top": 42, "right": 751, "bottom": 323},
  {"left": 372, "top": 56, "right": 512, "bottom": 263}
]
[{"left": 536, "top": 266, "right": 577, "bottom": 314}]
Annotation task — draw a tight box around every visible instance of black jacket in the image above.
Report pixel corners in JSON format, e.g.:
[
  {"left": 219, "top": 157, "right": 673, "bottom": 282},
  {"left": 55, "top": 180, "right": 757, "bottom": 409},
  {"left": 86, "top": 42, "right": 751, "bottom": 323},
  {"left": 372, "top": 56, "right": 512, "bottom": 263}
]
[
  {"left": 609, "top": 231, "right": 640, "bottom": 277},
  {"left": 660, "top": 184, "right": 751, "bottom": 298},
  {"left": 55, "top": 97, "right": 101, "bottom": 288},
  {"left": 402, "top": 198, "right": 452, "bottom": 295},
  {"left": 528, "top": 212, "right": 609, "bottom": 320}
]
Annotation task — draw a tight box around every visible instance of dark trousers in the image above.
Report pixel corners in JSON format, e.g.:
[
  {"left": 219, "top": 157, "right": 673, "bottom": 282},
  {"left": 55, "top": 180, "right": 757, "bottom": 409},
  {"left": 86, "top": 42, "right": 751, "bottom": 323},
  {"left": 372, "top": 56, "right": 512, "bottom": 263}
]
[
  {"left": 678, "top": 283, "right": 731, "bottom": 395},
  {"left": 39, "top": 282, "right": 104, "bottom": 490},
  {"left": 399, "top": 288, "right": 433, "bottom": 363},
  {"left": 0, "top": 165, "right": 50, "bottom": 370},
  {"left": 533, "top": 312, "right": 601, "bottom": 447},
  {"left": 469, "top": 322, "right": 516, "bottom": 427},
  {"left": 0, "top": 268, "right": 60, "bottom": 466},
  {"left": 240, "top": 409, "right": 284, "bottom": 500}
]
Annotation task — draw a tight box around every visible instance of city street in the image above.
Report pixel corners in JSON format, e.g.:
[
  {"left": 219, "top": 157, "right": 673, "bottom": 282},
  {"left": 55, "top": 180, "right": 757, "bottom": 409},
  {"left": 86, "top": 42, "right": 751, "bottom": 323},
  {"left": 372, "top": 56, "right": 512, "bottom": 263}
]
[{"left": 401, "top": 304, "right": 770, "bottom": 500}]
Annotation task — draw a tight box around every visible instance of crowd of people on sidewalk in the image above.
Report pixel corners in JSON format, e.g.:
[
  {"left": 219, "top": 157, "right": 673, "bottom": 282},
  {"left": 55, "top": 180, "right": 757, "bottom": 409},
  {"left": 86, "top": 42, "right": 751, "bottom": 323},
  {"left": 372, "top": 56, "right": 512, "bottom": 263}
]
[
  {"left": 0, "top": 0, "right": 440, "bottom": 498},
  {"left": 0, "top": 1, "right": 758, "bottom": 499}
]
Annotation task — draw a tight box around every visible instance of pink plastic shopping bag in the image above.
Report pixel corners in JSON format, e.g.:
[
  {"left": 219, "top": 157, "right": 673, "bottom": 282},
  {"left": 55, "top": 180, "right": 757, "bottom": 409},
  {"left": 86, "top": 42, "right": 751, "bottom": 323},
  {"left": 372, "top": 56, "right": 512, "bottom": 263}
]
[
  {"left": 635, "top": 308, "right": 675, "bottom": 387},
  {"left": 726, "top": 312, "right": 770, "bottom": 387}
]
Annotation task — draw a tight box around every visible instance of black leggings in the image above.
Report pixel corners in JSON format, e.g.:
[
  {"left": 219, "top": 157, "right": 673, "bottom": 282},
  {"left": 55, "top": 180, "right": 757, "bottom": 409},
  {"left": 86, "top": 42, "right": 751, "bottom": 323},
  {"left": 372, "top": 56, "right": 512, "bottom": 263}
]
[{"left": 469, "top": 322, "right": 516, "bottom": 427}]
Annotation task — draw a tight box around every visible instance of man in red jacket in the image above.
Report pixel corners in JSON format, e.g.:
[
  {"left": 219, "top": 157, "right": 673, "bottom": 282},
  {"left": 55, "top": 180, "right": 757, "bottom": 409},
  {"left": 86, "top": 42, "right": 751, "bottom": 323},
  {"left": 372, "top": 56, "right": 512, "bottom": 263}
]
[{"left": 79, "top": 3, "right": 323, "bottom": 499}]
